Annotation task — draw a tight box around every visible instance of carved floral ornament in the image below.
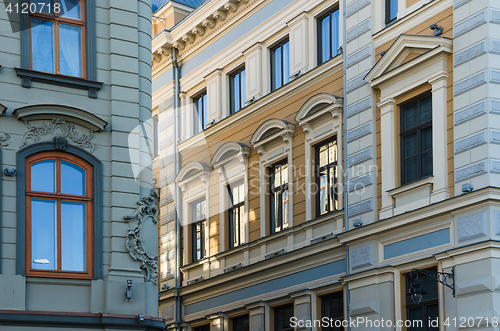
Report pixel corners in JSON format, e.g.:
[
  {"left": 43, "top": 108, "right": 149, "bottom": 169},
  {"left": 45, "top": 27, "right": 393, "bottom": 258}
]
[
  {"left": 125, "top": 189, "right": 160, "bottom": 285},
  {"left": 21, "top": 118, "right": 98, "bottom": 153}
]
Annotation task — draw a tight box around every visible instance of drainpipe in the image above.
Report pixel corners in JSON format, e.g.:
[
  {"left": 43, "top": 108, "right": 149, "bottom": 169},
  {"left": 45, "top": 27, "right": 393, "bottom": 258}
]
[
  {"left": 341, "top": 0, "right": 351, "bottom": 330},
  {"left": 173, "top": 47, "right": 182, "bottom": 331}
]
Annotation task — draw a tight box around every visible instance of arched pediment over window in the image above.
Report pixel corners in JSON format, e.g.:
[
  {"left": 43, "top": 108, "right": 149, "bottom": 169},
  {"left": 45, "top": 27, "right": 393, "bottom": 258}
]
[
  {"left": 14, "top": 104, "right": 108, "bottom": 132},
  {"left": 295, "top": 93, "right": 342, "bottom": 122},
  {"left": 211, "top": 142, "right": 250, "bottom": 166},
  {"left": 249, "top": 119, "right": 295, "bottom": 145},
  {"left": 175, "top": 161, "right": 212, "bottom": 184}
]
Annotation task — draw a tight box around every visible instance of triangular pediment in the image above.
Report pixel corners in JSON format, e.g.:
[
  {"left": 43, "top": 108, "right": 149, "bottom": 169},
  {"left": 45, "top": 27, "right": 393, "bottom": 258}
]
[{"left": 365, "top": 34, "right": 452, "bottom": 84}]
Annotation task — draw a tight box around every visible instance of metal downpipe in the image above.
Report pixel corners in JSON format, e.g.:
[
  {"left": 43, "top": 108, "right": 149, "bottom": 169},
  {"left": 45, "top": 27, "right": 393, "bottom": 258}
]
[{"left": 341, "top": 1, "right": 351, "bottom": 330}]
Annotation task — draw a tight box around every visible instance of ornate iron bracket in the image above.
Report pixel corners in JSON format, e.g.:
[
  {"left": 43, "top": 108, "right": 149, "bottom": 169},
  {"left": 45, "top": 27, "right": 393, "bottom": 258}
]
[{"left": 410, "top": 267, "right": 455, "bottom": 297}]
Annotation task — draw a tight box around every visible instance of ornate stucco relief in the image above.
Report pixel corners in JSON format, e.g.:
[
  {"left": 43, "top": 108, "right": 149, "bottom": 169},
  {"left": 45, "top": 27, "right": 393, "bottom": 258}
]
[
  {"left": 125, "top": 189, "right": 160, "bottom": 285},
  {"left": 21, "top": 118, "right": 98, "bottom": 152}
]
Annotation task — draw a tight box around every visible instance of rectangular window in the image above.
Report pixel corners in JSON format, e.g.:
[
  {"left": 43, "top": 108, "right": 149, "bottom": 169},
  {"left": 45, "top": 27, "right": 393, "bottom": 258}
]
[
  {"left": 321, "top": 292, "right": 344, "bottom": 331},
  {"left": 271, "top": 39, "right": 290, "bottom": 91},
  {"left": 228, "top": 181, "right": 245, "bottom": 248},
  {"left": 194, "top": 92, "right": 208, "bottom": 134},
  {"left": 232, "top": 315, "right": 250, "bottom": 331},
  {"left": 386, "top": 0, "right": 398, "bottom": 25},
  {"left": 405, "top": 267, "right": 439, "bottom": 331},
  {"left": 318, "top": 8, "right": 340, "bottom": 65},
  {"left": 400, "top": 94, "right": 432, "bottom": 185},
  {"left": 153, "top": 115, "right": 159, "bottom": 158},
  {"left": 316, "top": 138, "right": 338, "bottom": 216},
  {"left": 30, "top": 0, "right": 85, "bottom": 78},
  {"left": 230, "top": 67, "right": 246, "bottom": 114},
  {"left": 191, "top": 199, "right": 206, "bottom": 262},
  {"left": 274, "top": 304, "right": 294, "bottom": 331},
  {"left": 270, "top": 161, "right": 289, "bottom": 234}
]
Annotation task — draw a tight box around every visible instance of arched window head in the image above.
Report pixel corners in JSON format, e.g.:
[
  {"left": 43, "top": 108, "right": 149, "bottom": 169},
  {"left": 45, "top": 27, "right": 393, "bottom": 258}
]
[{"left": 25, "top": 151, "right": 93, "bottom": 278}]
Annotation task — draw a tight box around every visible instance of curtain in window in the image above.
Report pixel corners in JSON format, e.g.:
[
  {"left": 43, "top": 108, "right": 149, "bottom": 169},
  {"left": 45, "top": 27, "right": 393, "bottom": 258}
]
[
  {"left": 31, "top": 18, "right": 55, "bottom": 73},
  {"left": 59, "top": 23, "right": 82, "bottom": 77}
]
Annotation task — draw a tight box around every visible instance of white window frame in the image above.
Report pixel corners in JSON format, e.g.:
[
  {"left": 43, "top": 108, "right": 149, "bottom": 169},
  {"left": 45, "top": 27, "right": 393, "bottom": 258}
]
[
  {"left": 250, "top": 119, "right": 295, "bottom": 237},
  {"left": 211, "top": 142, "right": 250, "bottom": 251},
  {"left": 175, "top": 161, "right": 212, "bottom": 264},
  {"left": 296, "top": 93, "right": 343, "bottom": 221}
]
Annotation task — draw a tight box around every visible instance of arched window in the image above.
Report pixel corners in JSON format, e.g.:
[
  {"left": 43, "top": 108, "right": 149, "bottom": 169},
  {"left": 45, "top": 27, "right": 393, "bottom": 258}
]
[{"left": 25, "top": 151, "right": 93, "bottom": 278}]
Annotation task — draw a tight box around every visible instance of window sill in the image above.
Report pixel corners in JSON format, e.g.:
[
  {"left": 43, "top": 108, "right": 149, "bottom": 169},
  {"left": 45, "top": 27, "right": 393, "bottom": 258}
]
[
  {"left": 388, "top": 176, "right": 433, "bottom": 197},
  {"left": 15, "top": 68, "right": 103, "bottom": 99}
]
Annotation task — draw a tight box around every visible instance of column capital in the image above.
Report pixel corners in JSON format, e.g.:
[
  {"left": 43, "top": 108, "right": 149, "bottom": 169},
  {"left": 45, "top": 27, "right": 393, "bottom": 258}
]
[
  {"left": 377, "top": 98, "right": 396, "bottom": 116},
  {"left": 246, "top": 300, "right": 268, "bottom": 311},
  {"left": 429, "top": 72, "right": 449, "bottom": 90},
  {"left": 286, "top": 11, "right": 309, "bottom": 27}
]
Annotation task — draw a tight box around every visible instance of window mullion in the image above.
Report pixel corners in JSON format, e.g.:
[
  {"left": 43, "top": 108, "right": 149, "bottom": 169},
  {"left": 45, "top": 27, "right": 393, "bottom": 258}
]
[{"left": 57, "top": 198, "right": 62, "bottom": 271}]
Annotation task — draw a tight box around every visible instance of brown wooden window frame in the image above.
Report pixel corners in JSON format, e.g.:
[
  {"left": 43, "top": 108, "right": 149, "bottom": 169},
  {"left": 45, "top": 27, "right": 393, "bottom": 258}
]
[
  {"left": 25, "top": 151, "right": 93, "bottom": 279},
  {"left": 227, "top": 180, "right": 245, "bottom": 249},
  {"left": 29, "top": 0, "right": 87, "bottom": 78},
  {"left": 315, "top": 136, "right": 339, "bottom": 217},
  {"left": 269, "top": 160, "right": 289, "bottom": 234}
]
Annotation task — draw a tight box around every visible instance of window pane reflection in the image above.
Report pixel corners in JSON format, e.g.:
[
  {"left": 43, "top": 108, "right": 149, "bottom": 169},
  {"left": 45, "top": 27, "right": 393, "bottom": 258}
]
[
  {"left": 61, "top": 161, "right": 85, "bottom": 195},
  {"left": 31, "top": 199, "right": 57, "bottom": 270},
  {"left": 61, "top": 201, "right": 86, "bottom": 272},
  {"left": 31, "top": 160, "right": 56, "bottom": 193}
]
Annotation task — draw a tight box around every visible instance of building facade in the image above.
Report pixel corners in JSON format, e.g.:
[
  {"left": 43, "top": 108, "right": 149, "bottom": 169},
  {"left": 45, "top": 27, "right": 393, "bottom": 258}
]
[
  {"left": 0, "top": 0, "right": 163, "bottom": 330},
  {"left": 152, "top": 0, "right": 500, "bottom": 330}
]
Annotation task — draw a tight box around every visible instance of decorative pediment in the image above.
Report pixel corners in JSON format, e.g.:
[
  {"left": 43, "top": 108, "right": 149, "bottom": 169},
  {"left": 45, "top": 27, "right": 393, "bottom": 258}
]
[
  {"left": 175, "top": 161, "right": 212, "bottom": 184},
  {"left": 211, "top": 141, "right": 250, "bottom": 167},
  {"left": 295, "top": 93, "right": 343, "bottom": 122},
  {"left": 249, "top": 119, "right": 295, "bottom": 145},
  {"left": 365, "top": 34, "right": 452, "bottom": 87},
  {"left": 14, "top": 104, "right": 108, "bottom": 131}
]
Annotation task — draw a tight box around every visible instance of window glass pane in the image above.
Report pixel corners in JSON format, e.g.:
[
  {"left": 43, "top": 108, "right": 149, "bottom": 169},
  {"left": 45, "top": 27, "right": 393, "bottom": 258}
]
[
  {"left": 31, "top": 199, "right": 57, "bottom": 270},
  {"left": 403, "top": 157, "right": 418, "bottom": 184},
  {"left": 60, "top": 0, "right": 81, "bottom": 19},
  {"left": 331, "top": 10, "right": 340, "bottom": 56},
  {"left": 233, "top": 315, "right": 250, "bottom": 331},
  {"left": 61, "top": 160, "right": 85, "bottom": 195},
  {"left": 232, "top": 208, "right": 238, "bottom": 247},
  {"left": 329, "top": 167, "right": 337, "bottom": 211},
  {"left": 203, "top": 94, "right": 208, "bottom": 129},
  {"left": 403, "top": 132, "right": 418, "bottom": 159},
  {"left": 283, "top": 41, "right": 289, "bottom": 85},
  {"left": 275, "top": 304, "right": 294, "bottom": 331},
  {"left": 421, "top": 126, "right": 432, "bottom": 152},
  {"left": 329, "top": 141, "right": 337, "bottom": 164},
  {"left": 235, "top": 72, "right": 240, "bottom": 112},
  {"left": 319, "top": 144, "right": 328, "bottom": 167},
  {"left": 59, "top": 24, "right": 82, "bottom": 77},
  {"left": 273, "top": 46, "right": 282, "bottom": 89},
  {"left": 427, "top": 304, "right": 439, "bottom": 331},
  {"left": 388, "top": 0, "right": 398, "bottom": 22},
  {"left": 31, "top": 18, "right": 55, "bottom": 73},
  {"left": 34, "top": 0, "right": 54, "bottom": 14},
  {"left": 408, "top": 307, "right": 424, "bottom": 331},
  {"left": 239, "top": 205, "right": 245, "bottom": 243},
  {"left": 320, "top": 15, "right": 330, "bottom": 63},
  {"left": 420, "top": 95, "right": 432, "bottom": 123},
  {"left": 240, "top": 69, "right": 246, "bottom": 109},
  {"left": 61, "top": 201, "right": 86, "bottom": 272},
  {"left": 274, "top": 166, "right": 281, "bottom": 188},
  {"left": 322, "top": 292, "right": 344, "bottom": 331},
  {"left": 282, "top": 189, "right": 288, "bottom": 227},
  {"left": 402, "top": 101, "right": 418, "bottom": 131},
  {"left": 421, "top": 151, "right": 433, "bottom": 178},
  {"left": 271, "top": 190, "right": 279, "bottom": 232},
  {"left": 282, "top": 164, "right": 288, "bottom": 184},
  {"left": 319, "top": 171, "right": 327, "bottom": 214},
  {"left": 31, "top": 160, "right": 56, "bottom": 193}
]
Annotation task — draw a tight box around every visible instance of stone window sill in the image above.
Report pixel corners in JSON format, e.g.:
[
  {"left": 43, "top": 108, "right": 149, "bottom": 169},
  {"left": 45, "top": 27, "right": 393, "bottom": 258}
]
[
  {"left": 15, "top": 68, "right": 103, "bottom": 99},
  {"left": 388, "top": 176, "right": 434, "bottom": 197}
]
